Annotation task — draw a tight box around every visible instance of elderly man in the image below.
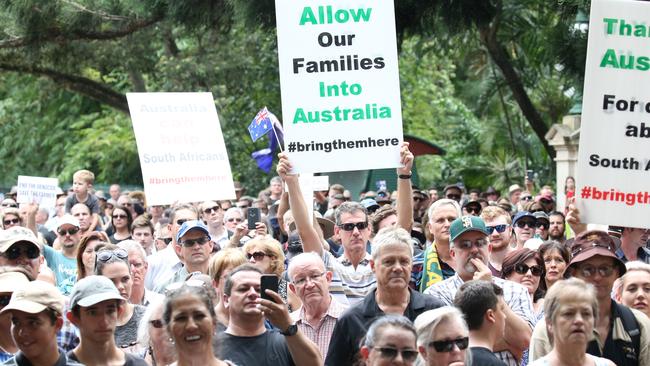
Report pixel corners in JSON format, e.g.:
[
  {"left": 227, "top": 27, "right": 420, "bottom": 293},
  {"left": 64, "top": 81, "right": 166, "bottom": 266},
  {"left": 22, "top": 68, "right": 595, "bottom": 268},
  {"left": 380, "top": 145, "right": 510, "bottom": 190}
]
[
  {"left": 117, "top": 240, "right": 163, "bottom": 306},
  {"left": 287, "top": 252, "right": 348, "bottom": 357},
  {"left": 530, "top": 230, "right": 650, "bottom": 365},
  {"left": 44, "top": 215, "right": 81, "bottom": 286},
  {"left": 219, "top": 264, "right": 322, "bottom": 365},
  {"left": 512, "top": 211, "right": 536, "bottom": 249},
  {"left": 480, "top": 205, "right": 514, "bottom": 276},
  {"left": 424, "top": 216, "right": 534, "bottom": 365},
  {"left": 325, "top": 227, "right": 444, "bottom": 366}
]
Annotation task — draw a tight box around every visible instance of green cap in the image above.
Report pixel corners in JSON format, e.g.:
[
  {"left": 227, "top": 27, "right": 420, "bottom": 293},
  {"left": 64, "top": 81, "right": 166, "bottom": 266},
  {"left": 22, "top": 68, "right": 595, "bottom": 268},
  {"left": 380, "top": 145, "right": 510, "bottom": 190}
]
[{"left": 449, "top": 216, "right": 488, "bottom": 242}]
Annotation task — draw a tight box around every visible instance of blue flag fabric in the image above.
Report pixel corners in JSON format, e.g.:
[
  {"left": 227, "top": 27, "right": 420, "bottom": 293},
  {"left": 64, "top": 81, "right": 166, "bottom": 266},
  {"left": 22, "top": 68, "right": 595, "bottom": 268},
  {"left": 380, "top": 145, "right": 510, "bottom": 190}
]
[
  {"left": 251, "top": 110, "right": 284, "bottom": 173},
  {"left": 248, "top": 107, "right": 273, "bottom": 142}
]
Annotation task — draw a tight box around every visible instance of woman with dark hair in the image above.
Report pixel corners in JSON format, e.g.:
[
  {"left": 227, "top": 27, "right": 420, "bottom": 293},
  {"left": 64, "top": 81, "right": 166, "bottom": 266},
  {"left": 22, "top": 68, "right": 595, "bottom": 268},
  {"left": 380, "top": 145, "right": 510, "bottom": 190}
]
[
  {"left": 501, "top": 248, "right": 546, "bottom": 315},
  {"left": 109, "top": 205, "right": 133, "bottom": 244},
  {"left": 538, "top": 240, "right": 570, "bottom": 291},
  {"left": 359, "top": 315, "right": 418, "bottom": 366},
  {"left": 163, "top": 284, "right": 237, "bottom": 366}
]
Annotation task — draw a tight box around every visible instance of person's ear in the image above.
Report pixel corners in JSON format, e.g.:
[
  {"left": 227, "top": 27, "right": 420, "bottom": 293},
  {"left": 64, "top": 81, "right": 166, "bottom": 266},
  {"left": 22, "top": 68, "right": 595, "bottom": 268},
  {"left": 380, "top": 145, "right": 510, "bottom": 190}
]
[
  {"left": 370, "top": 260, "right": 375, "bottom": 271},
  {"left": 486, "top": 308, "right": 496, "bottom": 324},
  {"left": 222, "top": 293, "right": 230, "bottom": 309},
  {"left": 66, "top": 311, "right": 79, "bottom": 326},
  {"left": 418, "top": 345, "right": 428, "bottom": 359},
  {"left": 360, "top": 346, "right": 371, "bottom": 360},
  {"left": 55, "top": 316, "right": 64, "bottom": 332},
  {"left": 288, "top": 283, "right": 296, "bottom": 293},
  {"left": 325, "top": 271, "right": 333, "bottom": 283}
]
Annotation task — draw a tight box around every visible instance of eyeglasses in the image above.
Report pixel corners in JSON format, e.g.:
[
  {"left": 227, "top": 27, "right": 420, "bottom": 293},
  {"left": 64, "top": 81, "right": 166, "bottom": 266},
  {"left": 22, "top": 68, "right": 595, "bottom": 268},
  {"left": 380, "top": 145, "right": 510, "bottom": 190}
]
[
  {"left": 176, "top": 219, "right": 190, "bottom": 226},
  {"left": 0, "top": 294, "right": 11, "bottom": 308},
  {"left": 130, "top": 261, "right": 144, "bottom": 269},
  {"left": 57, "top": 227, "right": 79, "bottom": 236},
  {"left": 485, "top": 224, "right": 509, "bottom": 234},
  {"left": 577, "top": 264, "right": 615, "bottom": 278},
  {"left": 149, "top": 319, "right": 164, "bottom": 328},
  {"left": 520, "top": 196, "right": 533, "bottom": 201},
  {"left": 293, "top": 272, "right": 325, "bottom": 286},
  {"left": 112, "top": 214, "right": 127, "bottom": 219},
  {"left": 180, "top": 236, "right": 210, "bottom": 247},
  {"left": 515, "top": 220, "right": 535, "bottom": 229},
  {"left": 338, "top": 222, "right": 368, "bottom": 231},
  {"left": 203, "top": 206, "right": 221, "bottom": 214},
  {"left": 246, "top": 251, "right": 269, "bottom": 261},
  {"left": 456, "top": 238, "right": 488, "bottom": 250},
  {"left": 540, "top": 198, "right": 553, "bottom": 205},
  {"left": 536, "top": 221, "right": 549, "bottom": 230},
  {"left": 428, "top": 337, "right": 469, "bottom": 352},
  {"left": 3, "top": 218, "right": 20, "bottom": 226},
  {"left": 226, "top": 217, "right": 242, "bottom": 223},
  {"left": 413, "top": 196, "right": 425, "bottom": 202},
  {"left": 96, "top": 248, "right": 128, "bottom": 263},
  {"left": 514, "top": 263, "right": 543, "bottom": 276},
  {"left": 446, "top": 194, "right": 461, "bottom": 200},
  {"left": 2, "top": 245, "right": 40, "bottom": 260},
  {"left": 122, "top": 202, "right": 132, "bottom": 207},
  {"left": 372, "top": 347, "right": 419, "bottom": 362}
]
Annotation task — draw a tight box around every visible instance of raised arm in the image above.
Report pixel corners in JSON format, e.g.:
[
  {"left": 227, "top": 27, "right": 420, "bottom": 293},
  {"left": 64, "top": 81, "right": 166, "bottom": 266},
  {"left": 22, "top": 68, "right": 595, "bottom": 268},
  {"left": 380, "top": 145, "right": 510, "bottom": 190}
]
[
  {"left": 396, "top": 142, "right": 414, "bottom": 233},
  {"left": 277, "top": 153, "right": 323, "bottom": 256}
]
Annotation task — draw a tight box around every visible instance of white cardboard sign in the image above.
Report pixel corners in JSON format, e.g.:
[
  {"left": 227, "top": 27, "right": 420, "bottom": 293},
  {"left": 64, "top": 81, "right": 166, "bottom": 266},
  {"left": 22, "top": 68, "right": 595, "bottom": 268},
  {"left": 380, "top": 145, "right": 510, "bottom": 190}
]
[
  {"left": 126, "top": 93, "right": 236, "bottom": 205},
  {"left": 16, "top": 176, "right": 59, "bottom": 208},
  {"left": 576, "top": 0, "right": 650, "bottom": 228},
  {"left": 275, "top": 0, "right": 403, "bottom": 173}
]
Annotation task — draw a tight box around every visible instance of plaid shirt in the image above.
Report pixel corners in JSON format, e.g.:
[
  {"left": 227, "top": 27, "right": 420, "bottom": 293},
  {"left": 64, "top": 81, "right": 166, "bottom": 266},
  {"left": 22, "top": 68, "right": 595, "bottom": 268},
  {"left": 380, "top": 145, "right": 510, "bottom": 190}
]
[
  {"left": 425, "top": 274, "right": 535, "bottom": 366},
  {"left": 323, "top": 252, "right": 376, "bottom": 305},
  {"left": 291, "top": 297, "right": 349, "bottom": 358}
]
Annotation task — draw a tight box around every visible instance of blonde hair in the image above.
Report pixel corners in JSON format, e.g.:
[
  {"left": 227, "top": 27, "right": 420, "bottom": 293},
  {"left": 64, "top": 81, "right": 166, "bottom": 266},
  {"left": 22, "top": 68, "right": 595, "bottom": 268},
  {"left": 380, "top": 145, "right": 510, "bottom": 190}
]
[
  {"left": 544, "top": 278, "right": 598, "bottom": 326},
  {"left": 242, "top": 236, "right": 285, "bottom": 277},
  {"left": 73, "top": 169, "right": 95, "bottom": 184},
  {"left": 615, "top": 261, "right": 650, "bottom": 298},
  {"left": 208, "top": 248, "right": 247, "bottom": 282},
  {"left": 480, "top": 206, "right": 511, "bottom": 224}
]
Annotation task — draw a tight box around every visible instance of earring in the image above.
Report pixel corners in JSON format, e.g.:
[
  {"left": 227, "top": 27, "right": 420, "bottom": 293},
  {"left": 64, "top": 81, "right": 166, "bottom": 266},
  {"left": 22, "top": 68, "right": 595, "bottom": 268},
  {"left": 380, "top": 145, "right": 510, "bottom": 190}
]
[{"left": 168, "top": 337, "right": 175, "bottom": 344}]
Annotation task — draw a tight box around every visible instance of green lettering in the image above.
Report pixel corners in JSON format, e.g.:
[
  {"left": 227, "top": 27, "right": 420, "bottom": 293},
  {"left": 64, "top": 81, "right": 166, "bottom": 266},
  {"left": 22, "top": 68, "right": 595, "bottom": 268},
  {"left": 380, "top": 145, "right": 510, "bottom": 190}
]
[
  {"left": 600, "top": 49, "right": 619, "bottom": 68},
  {"left": 293, "top": 108, "right": 307, "bottom": 123},
  {"left": 299, "top": 7, "right": 317, "bottom": 25},
  {"left": 603, "top": 18, "right": 617, "bottom": 34}
]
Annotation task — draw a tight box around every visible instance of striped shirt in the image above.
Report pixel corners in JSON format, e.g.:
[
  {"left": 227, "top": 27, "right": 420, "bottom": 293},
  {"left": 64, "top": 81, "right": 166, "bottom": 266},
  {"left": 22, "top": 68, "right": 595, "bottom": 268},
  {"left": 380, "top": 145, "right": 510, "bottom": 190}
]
[
  {"left": 323, "top": 251, "right": 376, "bottom": 305},
  {"left": 291, "top": 297, "right": 349, "bottom": 358}
]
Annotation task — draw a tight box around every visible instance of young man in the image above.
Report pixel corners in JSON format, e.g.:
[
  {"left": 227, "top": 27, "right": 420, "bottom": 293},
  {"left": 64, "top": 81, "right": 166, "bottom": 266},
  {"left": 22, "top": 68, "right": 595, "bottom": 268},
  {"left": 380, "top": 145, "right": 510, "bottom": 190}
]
[
  {"left": 481, "top": 206, "right": 513, "bottom": 276},
  {"left": 0, "top": 280, "right": 81, "bottom": 366},
  {"left": 65, "top": 169, "right": 100, "bottom": 233},
  {"left": 44, "top": 215, "right": 81, "bottom": 287},
  {"left": 131, "top": 216, "right": 155, "bottom": 255},
  {"left": 66, "top": 275, "right": 147, "bottom": 366}
]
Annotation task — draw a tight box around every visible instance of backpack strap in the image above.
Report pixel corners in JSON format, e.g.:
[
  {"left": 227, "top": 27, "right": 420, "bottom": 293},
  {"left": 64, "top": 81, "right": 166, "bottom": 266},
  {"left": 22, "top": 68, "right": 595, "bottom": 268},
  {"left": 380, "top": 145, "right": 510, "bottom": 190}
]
[{"left": 617, "top": 304, "right": 641, "bottom": 362}]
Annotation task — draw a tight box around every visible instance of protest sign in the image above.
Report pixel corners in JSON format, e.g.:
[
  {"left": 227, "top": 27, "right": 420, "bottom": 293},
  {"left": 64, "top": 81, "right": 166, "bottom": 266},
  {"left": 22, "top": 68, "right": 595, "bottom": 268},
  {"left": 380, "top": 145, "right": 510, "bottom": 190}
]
[
  {"left": 275, "top": 0, "right": 403, "bottom": 173},
  {"left": 576, "top": 0, "right": 650, "bottom": 228},
  {"left": 16, "top": 176, "right": 59, "bottom": 208},
  {"left": 126, "top": 93, "right": 236, "bottom": 205}
]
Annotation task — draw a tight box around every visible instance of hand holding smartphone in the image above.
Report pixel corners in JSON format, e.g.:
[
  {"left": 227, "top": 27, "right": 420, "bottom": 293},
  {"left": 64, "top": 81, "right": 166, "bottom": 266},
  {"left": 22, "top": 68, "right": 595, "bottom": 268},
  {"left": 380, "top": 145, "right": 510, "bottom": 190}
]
[
  {"left": 260, "top": 274, "right": 279, "bottom": 301},
  {"left": 247, "top": 207, "right": 261, "bottom": 230}
]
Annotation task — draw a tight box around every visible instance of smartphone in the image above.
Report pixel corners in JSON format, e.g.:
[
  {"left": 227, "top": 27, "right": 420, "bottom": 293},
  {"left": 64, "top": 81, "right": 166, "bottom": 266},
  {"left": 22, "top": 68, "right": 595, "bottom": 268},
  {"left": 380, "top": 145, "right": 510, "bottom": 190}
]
[
  {"left": 526, "top": 170, "right": 534, "bottom": 181},
  {"left": 260, "top": 274, "right": 279, "bottom": 301},
  {"left": 247, "top": 207, "right": 261, "bottom": 230}
]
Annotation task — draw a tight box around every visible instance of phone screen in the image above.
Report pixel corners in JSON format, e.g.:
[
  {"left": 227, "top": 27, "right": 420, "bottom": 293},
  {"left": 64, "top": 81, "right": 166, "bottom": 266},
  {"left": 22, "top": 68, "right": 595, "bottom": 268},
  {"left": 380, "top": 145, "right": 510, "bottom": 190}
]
[
  {"left": 248, "top": 207, "right": 261, "bottom": 230},
  {"left": 260, "top": 274, "right": 279, "bottom": 301}
]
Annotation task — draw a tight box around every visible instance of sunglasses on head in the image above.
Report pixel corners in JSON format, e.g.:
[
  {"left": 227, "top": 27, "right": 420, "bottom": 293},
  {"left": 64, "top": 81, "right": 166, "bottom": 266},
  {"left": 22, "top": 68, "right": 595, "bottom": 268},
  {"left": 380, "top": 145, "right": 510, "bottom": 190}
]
[
  {"left": 514, "top": 263, "right": 543, "bottom": 276},
  {"left": 2, "top": 244, "right": 40, "bottom": 260},
  {"left": 3, "top": 218, "right": 20, "bottom": 226},
  {"left": 57, "top": 227, "right": 79, "bottom": 236},
  {"left": 338, "top": 222, "right": 368, "bottom": 231},
  {"left": 373, "top": 347, "right": 419, "bottom": 362},
  {"left": 149, "top": 319, "right": 164, "bottom": 328},
  {"left": 203, "top": 206, "right": 221, "bottom": 214},
  {"left": 485, "top": 224, "right": 509, "bottom": 234},
  {"left": 176, "top": 219, "right": 190, "bottom": 226},
  {"left": 246, "top": 251, "right": 269, "bottom": 261},
  {"left": 0, "top": 294, "right": 11, "bottom": 308},
  {"left": 96, "top": 248, "right": 128, "bottom": 263},
  {"left": 515, "top": 220, "right": 535, "bottom": 229},
  {"left": 429, "top": 337, "right": 469, "bottom": 352},
  {"left": 180, "top": 236, "right": 210, "bottom": 247}
]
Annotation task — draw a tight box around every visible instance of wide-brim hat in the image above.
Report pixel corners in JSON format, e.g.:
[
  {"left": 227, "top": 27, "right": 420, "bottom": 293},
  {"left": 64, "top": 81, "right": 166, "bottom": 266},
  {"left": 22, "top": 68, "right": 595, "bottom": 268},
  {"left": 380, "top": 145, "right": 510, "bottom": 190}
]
[{"left": 569, "top": 230, "right": 626, "bottom": 275}]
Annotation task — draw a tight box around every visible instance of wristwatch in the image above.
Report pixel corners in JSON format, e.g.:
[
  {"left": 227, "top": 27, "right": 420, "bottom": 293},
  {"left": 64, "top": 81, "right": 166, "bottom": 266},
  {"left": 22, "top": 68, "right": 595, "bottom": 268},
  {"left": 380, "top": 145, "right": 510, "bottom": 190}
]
[{"left": 280, "top": 323, "right": 298, "bottom": 336}]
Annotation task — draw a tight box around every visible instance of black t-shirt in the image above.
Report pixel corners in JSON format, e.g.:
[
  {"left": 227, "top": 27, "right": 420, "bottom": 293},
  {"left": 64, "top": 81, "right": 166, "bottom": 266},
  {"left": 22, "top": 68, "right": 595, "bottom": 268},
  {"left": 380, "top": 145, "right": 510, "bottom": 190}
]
[
  {"left": 470, "top": 347, "right": 506, "bottom": 366},
  {"left": 218, "top": 330, "right": 295, "bottom": 366},
  {"left": 67, "top": 350, "right": 148, "bottom": 366}
]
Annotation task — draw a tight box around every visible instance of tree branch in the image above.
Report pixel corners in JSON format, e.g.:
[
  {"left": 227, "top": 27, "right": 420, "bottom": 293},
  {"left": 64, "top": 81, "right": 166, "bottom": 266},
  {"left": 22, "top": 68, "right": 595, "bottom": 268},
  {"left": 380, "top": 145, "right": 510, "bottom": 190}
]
[{"left": 0, "top": 62, "right": 128, "bottom": 113}]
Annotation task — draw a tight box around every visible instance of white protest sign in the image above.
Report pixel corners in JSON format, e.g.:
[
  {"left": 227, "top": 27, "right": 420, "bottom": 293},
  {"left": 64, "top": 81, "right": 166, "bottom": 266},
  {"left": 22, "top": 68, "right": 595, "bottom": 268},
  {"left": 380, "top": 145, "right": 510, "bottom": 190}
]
[
  {"left": 576, "top": 0, "right": 650, "bottom": 228},
  {"left": 16, "top": 176, "right": 59, "bottom": 208},
  {"left": 275, "top": 0, "right": 403, "bottom": 173},
  {"left": 126, "top": 93, "right": 236, "bottom": 206}
]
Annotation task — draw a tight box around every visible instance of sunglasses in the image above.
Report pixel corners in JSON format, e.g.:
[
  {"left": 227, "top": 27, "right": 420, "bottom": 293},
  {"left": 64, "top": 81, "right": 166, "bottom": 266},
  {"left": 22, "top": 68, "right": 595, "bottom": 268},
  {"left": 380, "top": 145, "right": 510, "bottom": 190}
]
[
  {"left": 428, "top": 337, "right": 469, "bottom": 352},
  {"left": 226, "top": 217, "right": 242, "bottom": 223},
  {"left": 485, "top": 224, "right": 509, "bottom": 234},
  {"left": 1, "top": 203, "right": 17, "bottom": 208},
  {"left": 2, "top": 245, "right": 40, "bottom": 260},
  {"left": 96, "top": 248, "right": 128, "bottom": 263},
  {"left": 413, "top": 196, "right": 426, "bottom": 202},
  {"left": 515, "top": 220, "right": 535, "bottom": 229},
  {"left": 246, "top": 251, "right": 269, "bottom": 261},
  {"left": 157, "top": 237, "right": 173, "bottom": 245},
  {"left": 520, "top": 196, "right": 533, "bottom": 201},
  {"left": 536, "top": 221, "right": 549, "bottom": 230},
  {"left": 373, "top": 347, "right": 419, "bottom": 362},
  {"left": 3, "top": 218, "right": 20, "bottom": 226},
  {"left": 122, "top": 202, "right": 132, "bottom": 207},
  {"left": 112, "top": 214, "right": 127, "bottom": 219},
  {"left": 57, "top": 227, "right": 80, "bottom": 236},
  {"left": 446, "top": 194, "right": 461, "bottom": 200},
  {"left": 338, "top": 222, "right": 368, "bottom": 231},
  {"left": 181, "top": 236, "right": 210, "bottom": 247},
  {"left": 149, "top": 319, "right": 164, "bottom": 328},
  {"left": 514, "top": 263, "right": 543, "bottom": 276},
  {"left": 577, "top": 264, "right": 615, "bottom": 278},
  {"left": 0, "top": 294, "right": 11, "bottom": 308},
  {"left": 456, "top": 238, "right": 488, "bottom": 250},
  {"left": 465, "top": 207, "right": 481, "bottom": 215},
  {"left": 203, "top": 206, "right": 221, "bottom": 214}
]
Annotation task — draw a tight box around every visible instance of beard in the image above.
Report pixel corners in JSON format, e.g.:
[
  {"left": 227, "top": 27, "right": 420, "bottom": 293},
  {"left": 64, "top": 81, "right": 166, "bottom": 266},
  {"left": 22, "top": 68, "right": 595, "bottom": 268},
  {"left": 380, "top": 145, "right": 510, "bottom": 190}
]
[{"left": 463, "top": 254, "right": 485, "bottom": 273}]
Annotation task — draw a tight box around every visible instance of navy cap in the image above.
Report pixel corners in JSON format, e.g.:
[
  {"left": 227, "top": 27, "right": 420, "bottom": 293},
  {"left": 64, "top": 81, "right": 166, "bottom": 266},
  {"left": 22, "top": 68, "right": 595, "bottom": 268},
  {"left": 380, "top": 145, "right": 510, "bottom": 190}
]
[
  {"left": 176, "top": 220, "right": 211, "bottom": 243},
  {"left": 512, "top": 211, "right": 535, "bottom": 226}
]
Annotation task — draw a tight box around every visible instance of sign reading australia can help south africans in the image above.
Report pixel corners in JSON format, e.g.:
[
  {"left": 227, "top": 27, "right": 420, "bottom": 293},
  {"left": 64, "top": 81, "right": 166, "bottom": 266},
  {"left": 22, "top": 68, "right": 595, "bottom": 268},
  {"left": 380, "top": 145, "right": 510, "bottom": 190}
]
[
  {"left": 275, "top": 0, "right": 403, "bottom": 173},
  {"left": 126, "top": 93, "right": 236, "bottom": 205},
  {"left": 577, "top": 0, "right": 650, "bottom": 228}
]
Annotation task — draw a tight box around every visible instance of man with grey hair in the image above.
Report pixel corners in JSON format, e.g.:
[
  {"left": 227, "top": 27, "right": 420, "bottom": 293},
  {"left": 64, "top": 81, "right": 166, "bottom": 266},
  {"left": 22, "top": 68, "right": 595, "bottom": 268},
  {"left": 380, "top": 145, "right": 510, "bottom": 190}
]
[
  {"left": 424, "top": 216, "right": 534, "bottom": 366},
  {"left": 117, "top": 240, "right": 163, "bottom": 306},
  {"left": 325, "top": 226, "right": 444, "bottom": 366},
  {"left": 287, "top": 252, "right": 348, "bottom": 358}
]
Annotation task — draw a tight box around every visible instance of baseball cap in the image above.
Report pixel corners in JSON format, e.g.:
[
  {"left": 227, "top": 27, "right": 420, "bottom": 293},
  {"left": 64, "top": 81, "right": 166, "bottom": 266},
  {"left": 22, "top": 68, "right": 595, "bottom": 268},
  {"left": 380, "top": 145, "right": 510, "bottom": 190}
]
[
  {"left": 0, "top": 280, "right": 65, "bottom": 315},
  {"left": 69, "top": 275, "right": 124, "bottom": 308},
  {"left": 57, "top": 214, "right": 80, "bottom": 229},
  {"left": 449, "top": 216, "right": 488, "bottom": 242},
  {"left": 94, "top": 190, "right": 107, "bottom": 201},
  {"left": 360, "top": 198, "right": 380, "bottom": 212},
  {"left": 533, "top": 211, "right": 549, "bottom": 222},
  {"left": 0, "top": 226, "right": 41, "bottom": 254},
  {"left": 176, "top": 220, "right": 211, "bottom": 243},
  {"left": 443, "top": 184, "right": 462, "bottom": 193},
  {"left": 512, "top": 211, "right": 535, "bottom": 226},
  {"left": 569, "top": 230, "right": 626, "bottom": 275},
  {"left": 0, "top": 271, "right": 31, "bottom": 293}
]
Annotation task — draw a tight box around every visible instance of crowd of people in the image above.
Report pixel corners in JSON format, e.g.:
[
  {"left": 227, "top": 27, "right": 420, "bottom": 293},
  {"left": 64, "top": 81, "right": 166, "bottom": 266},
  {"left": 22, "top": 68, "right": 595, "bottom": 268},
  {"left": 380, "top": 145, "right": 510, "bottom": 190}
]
[{"left": 0, "top": 143, "right": 649, "bottom": 366}]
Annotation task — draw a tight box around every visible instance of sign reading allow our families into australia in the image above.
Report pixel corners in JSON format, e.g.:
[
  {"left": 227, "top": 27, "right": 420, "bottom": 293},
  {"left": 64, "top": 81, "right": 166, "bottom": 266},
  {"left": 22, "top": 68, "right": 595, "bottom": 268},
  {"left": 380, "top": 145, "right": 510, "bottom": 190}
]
[
  {"left": 576, "top": 0, "right": 650, "bottom": 228},
  {"left": 275, "top": 0, "right": 403, "bottom": 173}
]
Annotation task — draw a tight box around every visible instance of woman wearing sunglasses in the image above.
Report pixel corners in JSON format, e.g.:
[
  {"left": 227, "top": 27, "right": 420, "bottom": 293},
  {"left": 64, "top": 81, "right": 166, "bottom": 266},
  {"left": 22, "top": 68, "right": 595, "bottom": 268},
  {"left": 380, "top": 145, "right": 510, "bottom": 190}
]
[
  {"left": 163, "top": 283, "right": 237, "bottom": 366},
  {"left": 109, "top": 205, "right": 133, "bottom": 244},
  {"left": 1, "top": 208, "right": 22, "bottom": 230},
  {"left": 415, "top": 307, "right": 471, "bottom": 366},
  {"left": 242, "top": 236, "right": 301, "bottom": 311},
  {"left": 95, "top": 245, "right": 146, "bottom": 351},
  {"left": 359, "top": 315, "right": 418, "bottom": 366},
  {"left": 137, "top": 299, "right": 176, "bottom": 366}
]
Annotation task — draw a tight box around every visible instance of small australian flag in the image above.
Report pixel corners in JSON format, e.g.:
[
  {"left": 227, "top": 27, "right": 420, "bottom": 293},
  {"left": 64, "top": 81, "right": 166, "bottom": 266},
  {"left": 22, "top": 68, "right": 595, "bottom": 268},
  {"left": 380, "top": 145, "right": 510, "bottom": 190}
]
[{"left": 248, "top": 107, "right": 273, "bottom": 142}]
